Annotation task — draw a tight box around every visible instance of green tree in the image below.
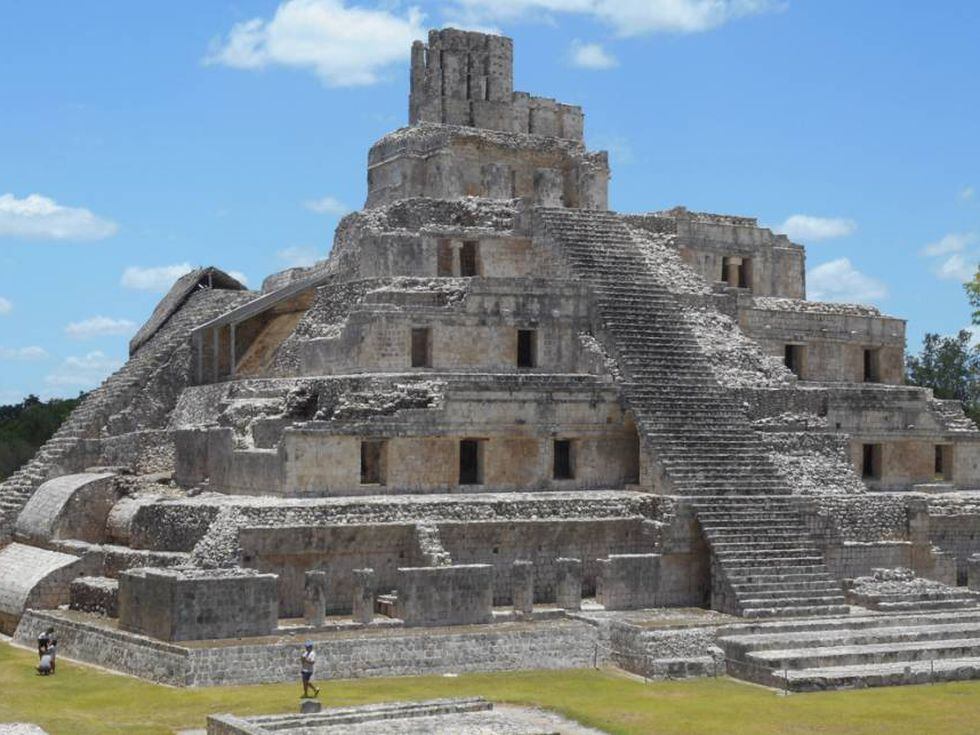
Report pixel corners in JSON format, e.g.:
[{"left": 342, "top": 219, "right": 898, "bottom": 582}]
[
  {"left": 966, "top": 266, "right": 980, "bottom": 325},
  {"left": 0, "top": 394, "right": 84, "bottom": 481},
  {"left": 906, "top": 330, "right": 980, "bottom": 424}
]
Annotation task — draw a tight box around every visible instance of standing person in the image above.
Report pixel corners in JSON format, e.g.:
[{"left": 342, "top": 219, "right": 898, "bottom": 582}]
[
  {"left": 300, "top": 642, "right": 320, "bottom": 698},
  {"left": 37, "top": 627, "right": 54, "bottom": 658}
]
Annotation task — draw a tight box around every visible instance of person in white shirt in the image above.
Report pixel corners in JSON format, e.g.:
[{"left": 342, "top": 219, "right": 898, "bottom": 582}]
[{"left": 300, "top": 641, "right": 320, "bottom": 698}]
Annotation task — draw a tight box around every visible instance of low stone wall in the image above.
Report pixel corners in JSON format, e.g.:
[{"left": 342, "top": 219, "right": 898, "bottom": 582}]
[
  {"left": 824, "top": 541, "right": 913, "bottom": 580},
  {"left": 119, "top": 567, "right": 278, "bottom": 642},
  {"left": 606, "top": 619, "right": 722, "bottom": 680},
  {"left": 596, "top": 554, "right": 661, "bottom": 610},
  {"left": 395, "top": 564, "right": 494, "bottom": 626},
  {"left": 14, "top": 610, "right": 600, "bottom": 686}
]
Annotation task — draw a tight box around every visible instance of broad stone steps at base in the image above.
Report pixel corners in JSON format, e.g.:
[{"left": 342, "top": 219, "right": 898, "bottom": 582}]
[
  {"left": 720, "top": 610, "right": 980, "bottom": 690},
  {"left": 774, "top": 657, "right": 980, "bottom": 691},
  {"left": 749, "top": 637, "right": 980, "bottom": 670}
]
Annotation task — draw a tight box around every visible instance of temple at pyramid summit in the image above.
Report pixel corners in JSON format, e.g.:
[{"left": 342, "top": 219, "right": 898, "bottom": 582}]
[{"left": 3, "top": 28, "right": 980, "bottom": 692}]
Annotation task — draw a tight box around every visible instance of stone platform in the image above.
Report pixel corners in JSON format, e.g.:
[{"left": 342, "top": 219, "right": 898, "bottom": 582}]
[{"left": 208, "top": 698, "right": 609, "bottom": 734}]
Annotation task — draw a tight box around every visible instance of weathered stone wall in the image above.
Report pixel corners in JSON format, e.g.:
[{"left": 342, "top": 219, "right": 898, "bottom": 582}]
[
  {"left": 409, "top": 29, "right": 584, "bottom": 141},
  {"left": 741, "top": 302, "right": 905, "bottom": 384},
  {"left": 118, "top": 567, "right": 278, "bottom": 641},
  {"left": 238, "top": 524, "right": 425, "bottom": 617},
  {"left": 15, "top": 609, "right": 600, "bottom": 686},
  {"left": 437, "top": 518, "right": 653, "bottom": 602},
  {"left": 366, "top": 127, "right": 607, "bottom": 209}
]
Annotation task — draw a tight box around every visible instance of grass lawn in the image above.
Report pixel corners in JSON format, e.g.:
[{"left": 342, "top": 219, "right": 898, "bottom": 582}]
[{"left": 1, "top": 641, "right": 978, "bottom": 734}]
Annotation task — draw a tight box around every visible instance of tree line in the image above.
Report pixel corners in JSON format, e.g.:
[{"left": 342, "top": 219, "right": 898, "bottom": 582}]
[{"left": 0, "top": 394, "right": 83, "bottom": 482}]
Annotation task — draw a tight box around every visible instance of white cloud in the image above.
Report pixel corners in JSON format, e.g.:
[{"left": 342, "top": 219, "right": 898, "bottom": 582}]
[
  {"left": 570, "top": 41, "right": 618, "bottom": 70},
  {"left": 920, "top": 232, "right": 978, "bottom": 283},
  {"left": 0, "top": 346, "right": 49, "bottom": 361},
  {"left": 121, "top": 263, "right": 193, "bottom": 292},
  {"left": 227, "top": 270, "right": 249, "bottom": 286},
  {"left": 776, "top": 214, "right": 857, "bottom": 242},
  {"left": 205, "top": 0, "right": 426, "bottom": 87},
  {"left": 921, "top": 232, "right": 976, "bottom": 257},
  {"left": 934, "top": 253, "right": 977, "bottom": 283},
  {"left": 808, "top": 258, "right": 888, "bottom": 304},
  {"left": 304, "top": 195, "right": 350, "bottom": 216},
  {"left": 65, "top": 316, "right": 137, "bottom": 340},
  {"left": 960, "top": 185, "right": 975, "bottom": 202},
  {"left": 0, "top": 297, "right": 11, "bottom": 315},
  {"left": 450, "top": 0, "right": 782, "bottom": 36},
  {"left": 0, "top": 193, "right": 118, "bottom": 242},
  {"left": 44, "top": 350, "right": 121, "bottom": 388},
  {"left": 277, "top": 246, "right": 322, "bottom": 268}
]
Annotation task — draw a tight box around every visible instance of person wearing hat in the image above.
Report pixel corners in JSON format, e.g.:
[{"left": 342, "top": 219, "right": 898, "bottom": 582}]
[{"left": 300, "top": 641, "right": 319, "bottom": 698}]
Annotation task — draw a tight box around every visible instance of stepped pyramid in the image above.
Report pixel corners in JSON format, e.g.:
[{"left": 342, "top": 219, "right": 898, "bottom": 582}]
[{"left": 2, "top": 28, "right": 980, "bottom": 690}]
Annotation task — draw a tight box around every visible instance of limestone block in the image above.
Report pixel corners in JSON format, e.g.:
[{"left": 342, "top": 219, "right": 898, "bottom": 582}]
[
  {"left": 15, "top": 473, "right": 117, "bottom": 544},
  {"left": 596, "top": 554, "right": 661, "bottom": 611},
  {"left": 395, "top": 564, "right": 493, "bottom": 627},
  {"left": 511, "top": 560, "right": 533, "bottom": 616},
  {"left": 69, "top": 576, "right": 119, "bottom": 617},
  {"left": 174, "top": 428, "right": 210, "bottom": 487},
  {"left": 352, "top": 568, "right": 375, "bottom": 625},
  {"left": 304, "top": 570, "right": 328, "bottom": 627},
  {"left": 119, "top": 567, "right": 278, "bottom": 642},
  {"left": 555, "top": 557, "right": 582, "bottom": 611}
]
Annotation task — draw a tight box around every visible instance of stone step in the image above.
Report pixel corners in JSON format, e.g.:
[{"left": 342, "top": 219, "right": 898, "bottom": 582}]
[
  {"left": 732, "top": 584, "right": 844, "bottom": 599},
  {"left": 742, "top": 604, "right": 851, "bottom": 619},
  {"left": 775, "top": 657, "right": 980, "bottom": 692},
  {"left": 871, "top": 598, "right": 980, "bottom": 612},
  {"left": 740, "top": 594, "right": 847, "bottom": 609},
  {"left": 721, "top": 620, "right": 980, "bottom": 657},
  {"left": 746, "top": 637, "right": 980, "bottom": 670}
]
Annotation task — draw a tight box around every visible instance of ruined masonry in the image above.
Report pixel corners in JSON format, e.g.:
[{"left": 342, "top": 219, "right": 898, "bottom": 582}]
[{"left": 3, "top": 29, "right": 980, "bottom": 692}]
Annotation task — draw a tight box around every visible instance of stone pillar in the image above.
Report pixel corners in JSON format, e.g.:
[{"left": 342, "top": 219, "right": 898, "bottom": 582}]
[
  {"left": 352, "top": 568, "right": 375, "bottom": 625},
  {"left": 726, "top": 257, "right": 742, "bottom": 288},
  {"left": 450, "top": 240, "right": 463, "bottom": 277},
  {"left": 556, "top": 557, "right": 582, "bottom": 611},
  {"left": 512, "top": 560, "right": 534, "bottom": 617},
  {"left": 304, "top": 570, "right": 328, "bottom": 627}
]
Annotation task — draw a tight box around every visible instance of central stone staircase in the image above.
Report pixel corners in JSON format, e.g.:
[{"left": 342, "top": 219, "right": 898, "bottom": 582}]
[
  {"left": 719, "top": 609, "right": 980, "bottom": 690},
  {"left": 538, "top": 207, "right": 845, "bottom": 617}
]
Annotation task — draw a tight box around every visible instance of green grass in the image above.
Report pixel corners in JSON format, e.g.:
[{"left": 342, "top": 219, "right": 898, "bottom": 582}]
[{"left": 1, "top": 641, "right": 978, "bottom": 735}]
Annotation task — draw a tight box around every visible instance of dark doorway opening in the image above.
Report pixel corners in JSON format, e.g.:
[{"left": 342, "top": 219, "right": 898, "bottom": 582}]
[{"left": 459, "top": 439, "right": 483, "bottom": 485}]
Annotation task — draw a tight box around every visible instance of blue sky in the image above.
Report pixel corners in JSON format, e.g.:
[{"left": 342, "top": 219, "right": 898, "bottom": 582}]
[{"left": 1, "top": 1, "right": 978, "bottom": 403}]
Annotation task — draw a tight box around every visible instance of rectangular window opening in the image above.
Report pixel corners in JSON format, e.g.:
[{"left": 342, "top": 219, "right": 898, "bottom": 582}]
[
  {"left": 459, "top": 439, "right": 484, "bottom": 485},
  {"left": 935, "top": 445, "right": 953, "bottom": 481},
  {"left": 862, "top": 443, "right": 882, "bottom": 480},
  {"left": 360, "top": 440, "right": 386, "bottom": 485},
  {"left": 460, "top": 241, "right": 480, "bottom": 277},
  {"left": 864, "top": 348, "right": 881, "bottom": 383},
  {"left": 720, "top": 256, "right": 731, "bottom": 284},
  {"left": 411, "top": 328, "right": 432, "bottom": 368},
  {"left": 517, "top": 329, "right": 537, "bottom": 369},
  {"left": 738, "top": 258, "right": 751, "bottom": 289},
  {"left": 784, "top": 344, "right": 804, "bottom": 378},
  {"left": 554, "top": 439, "right": 574, "bottom": 480}
]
